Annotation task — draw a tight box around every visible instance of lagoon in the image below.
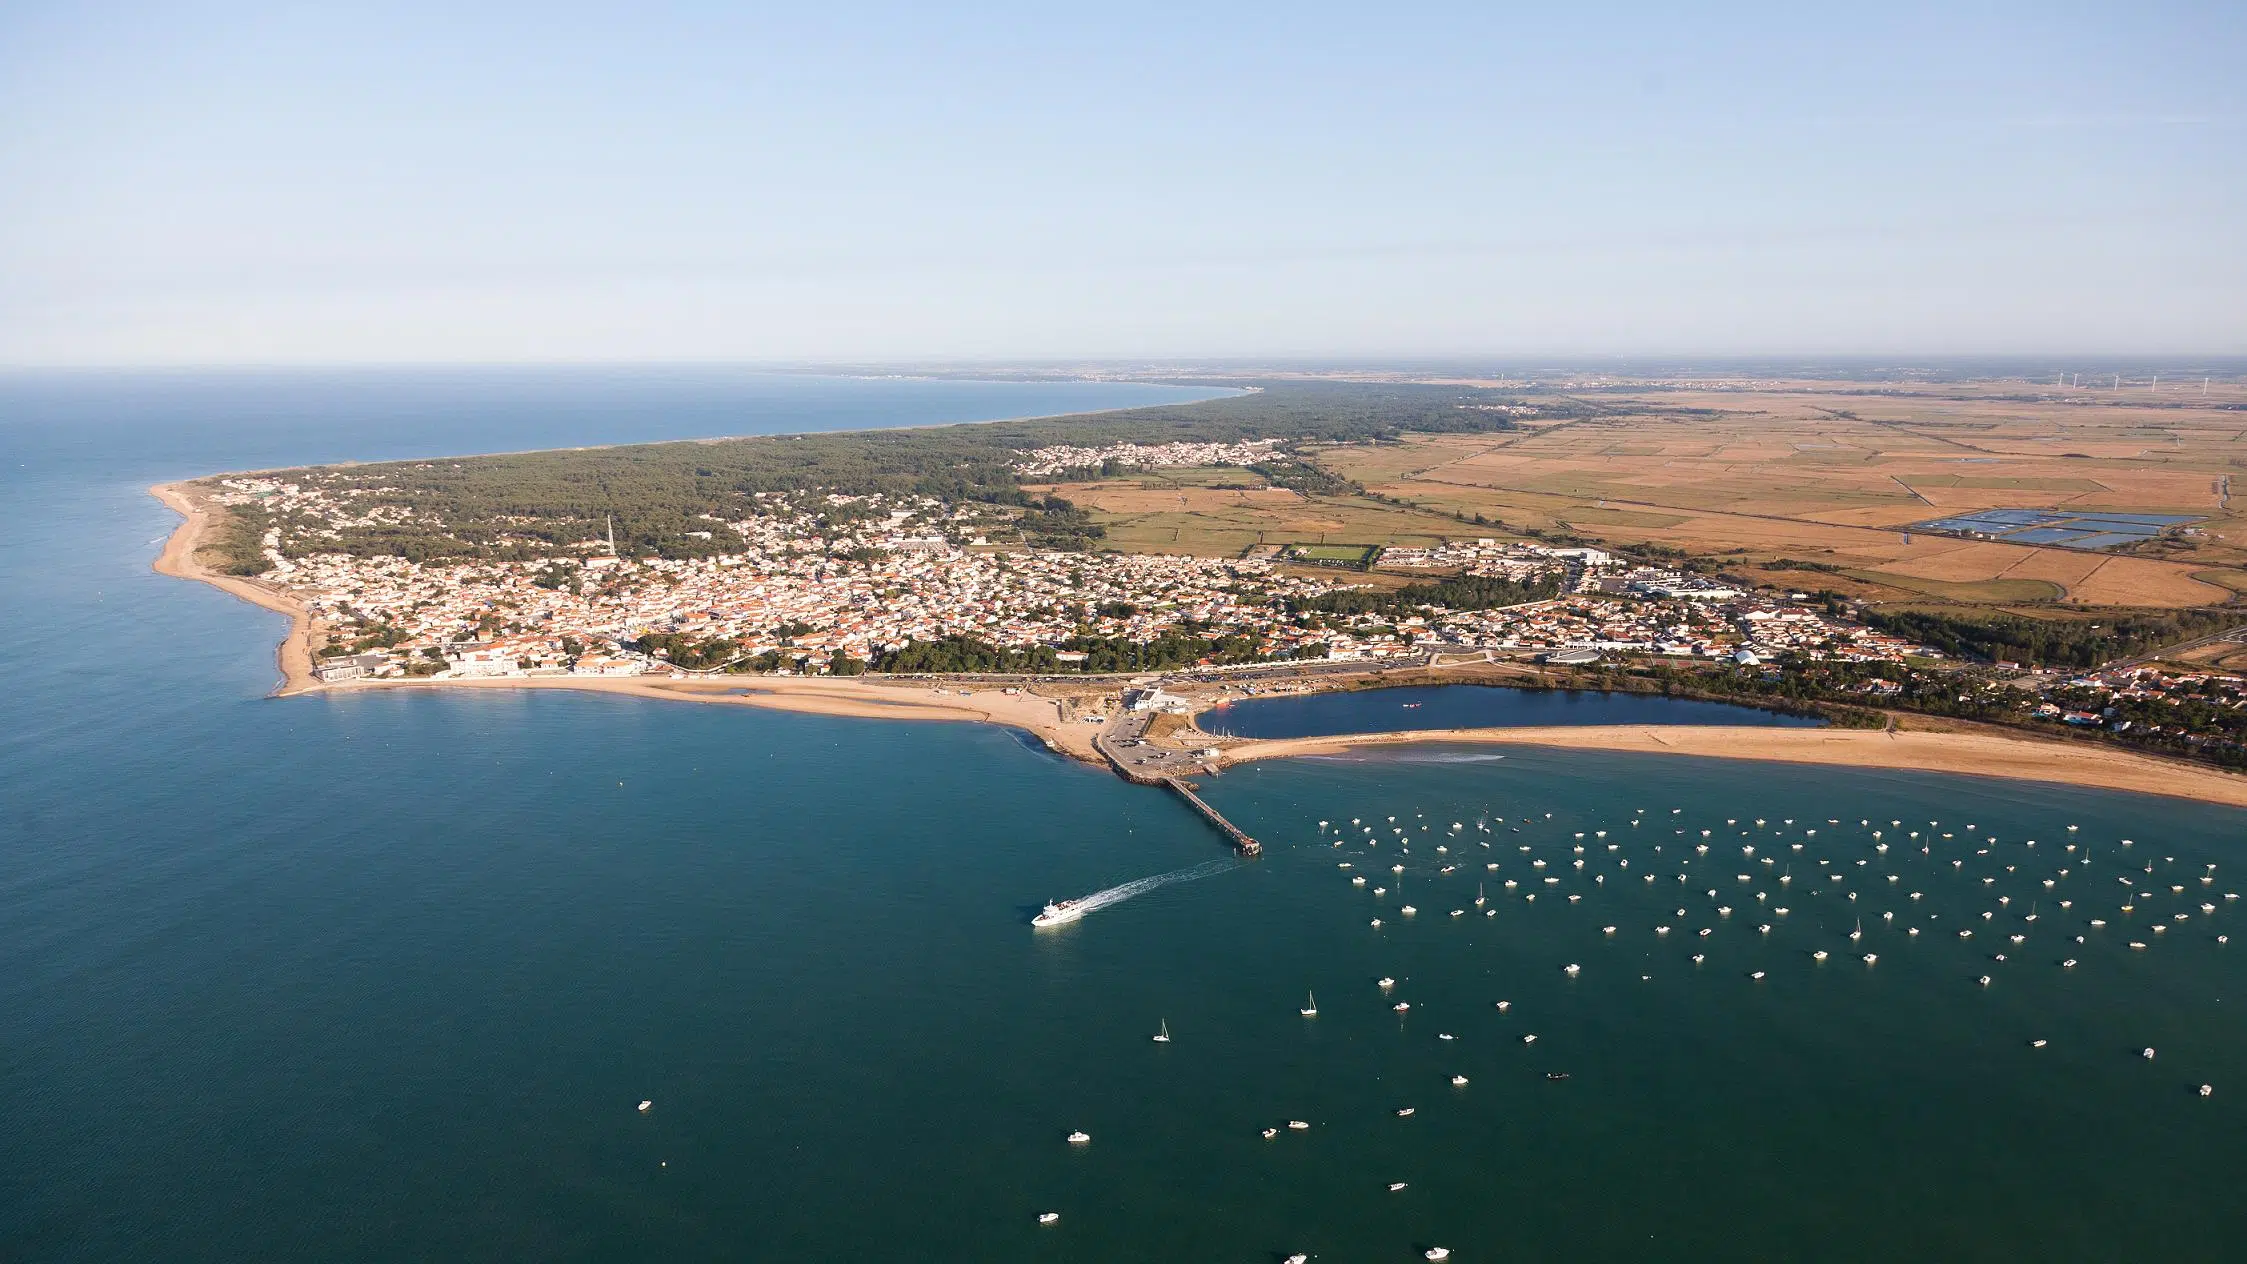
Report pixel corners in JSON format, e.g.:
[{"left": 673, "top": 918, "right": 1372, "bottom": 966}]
[{"left": 1201, "top": 683, "right": 1822, "bottom": 740}]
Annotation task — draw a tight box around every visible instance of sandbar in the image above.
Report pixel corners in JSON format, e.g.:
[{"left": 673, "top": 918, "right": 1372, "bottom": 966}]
[{"left": 1215, "top": 724, "right": 2247, "bottom": 809}]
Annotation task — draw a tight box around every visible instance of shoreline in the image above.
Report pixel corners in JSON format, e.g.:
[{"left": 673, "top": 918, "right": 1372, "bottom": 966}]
[
  {"left": 336, "top": 673, "right": 1108, "bottom": 763},
  {"left": 150, "top": 482, "right": 1111, "bottom": 759},
  {"left": 149, "top": 484, "right": 2247, "bottom": 807},
  {"left": 1213, "top": 723, "right": 2247, "bottom": 809},
  {"left": 151, "top": 482, "right": 319, "bottom": 695}
]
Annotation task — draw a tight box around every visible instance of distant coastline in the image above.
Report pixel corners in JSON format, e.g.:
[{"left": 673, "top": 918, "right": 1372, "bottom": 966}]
[{"left": 149, "top": 481, "right": 2247, "bottom": 808}]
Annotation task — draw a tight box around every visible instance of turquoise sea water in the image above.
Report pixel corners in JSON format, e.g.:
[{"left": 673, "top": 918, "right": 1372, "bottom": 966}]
[{"left": 3, "top": 372, "right": 2243, "bottom": 1262}]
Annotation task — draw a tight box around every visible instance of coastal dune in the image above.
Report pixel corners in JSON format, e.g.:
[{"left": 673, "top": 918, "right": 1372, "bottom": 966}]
[{"left": 1217, "top": 723, "right": 2247, "bottom": 809}]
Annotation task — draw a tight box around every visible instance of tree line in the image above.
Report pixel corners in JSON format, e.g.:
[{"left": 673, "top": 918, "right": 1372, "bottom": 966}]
[{"left": 193, "top": 381, "right": 1607, "bottom": 571}]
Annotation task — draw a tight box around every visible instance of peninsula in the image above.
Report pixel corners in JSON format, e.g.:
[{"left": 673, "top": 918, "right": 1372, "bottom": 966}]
[{"left": 152, "top": 370, "right": 2247, "bottom": 805}]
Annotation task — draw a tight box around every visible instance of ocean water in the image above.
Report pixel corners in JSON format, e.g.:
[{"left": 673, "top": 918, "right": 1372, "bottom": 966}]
[
  {"left": 1201, "top": 683, "right": 1821, "bottom": 739},
  {"left": 3, "top": 372, "right": 2243, "bottom": 1262}
]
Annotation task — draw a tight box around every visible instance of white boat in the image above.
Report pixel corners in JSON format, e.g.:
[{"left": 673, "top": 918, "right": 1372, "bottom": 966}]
[
  {"left": 1452, "top": 1074, "right": 1469, "bottom": 1086},
  {"left": 1288, "top": 1119, "right": 1310, "bottom": 1130},
  {"left": 1033, "top": 899, "right": 1087, "bottom": 928},
  {"left": 1301, "top": 991, "right": 1318, "bottom": 1017},
  {"left": 1396, "top": 1106, "right": 1415, "bottom": 1117},
  {"left": 1152, "top": 1020, "right": 1170, "bottom": 1043},
  {"left": 637, "top": 1100, "right": 653, "bottom": 1113},
  {"left": 1067, "top": 1130, "right": 1091, "bottom": 1144},
  {"left": 1038, "top": 1212, "right": 1060, "bottom": 1225},
  {"left": 1389, "top": 1181, "right": 1409, "bottom": 1192},
  {"left": 1427, "top": 1248, "right": 1452, "bottom": 1261}
]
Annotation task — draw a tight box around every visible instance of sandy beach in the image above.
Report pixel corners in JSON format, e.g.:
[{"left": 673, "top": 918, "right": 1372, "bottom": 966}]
[
  {"left": 1215, "top": 723, "right": 2247, "bottom": 808},
  {"left": 149, "top": 483, "right": 2247, "bottom": 806},
  {"left": 151, "top": 482, "right": 319, "bottom": 694},
  {"left": 346, "top": 673, "right": 1107, "bottom": 761},
  {"left": 150, "top": 482, "right": 1111, "bottom": 757}
]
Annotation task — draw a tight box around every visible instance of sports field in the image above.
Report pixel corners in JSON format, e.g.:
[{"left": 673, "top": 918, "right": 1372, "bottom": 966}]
[{"left": 1288, "top": 543, "right": 1382, "bottom": 566}]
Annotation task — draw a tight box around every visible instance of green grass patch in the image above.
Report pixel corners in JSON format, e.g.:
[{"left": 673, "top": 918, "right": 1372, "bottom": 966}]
[
  {"left": 1842, "top": 569, "right": 2066, "bottom": 604},
  {"left": 1287, "top": 542, "right": 1382, "bottom": 567},
  {"left": 2189, "top": 569, "right": 2247, "bottom": 594}
]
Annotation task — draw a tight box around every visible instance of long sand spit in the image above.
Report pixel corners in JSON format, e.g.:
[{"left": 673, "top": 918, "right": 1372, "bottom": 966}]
[
  {"left": 1216, "top": 724, "right": 2247, "bottom": 809},
  {"left": 151, "top": 483, "right": 2247, "bottom": 807}
]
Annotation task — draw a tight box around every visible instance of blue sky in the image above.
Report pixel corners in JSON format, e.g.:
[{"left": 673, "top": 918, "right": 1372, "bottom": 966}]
[{"left": 2, "top": 1, "right": 2241, "bottom": 364}]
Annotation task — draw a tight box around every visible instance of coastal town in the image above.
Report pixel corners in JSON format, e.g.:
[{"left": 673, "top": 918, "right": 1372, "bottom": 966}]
[
  {"left": 186, "top": 455, "right": 2247, "bottom": 774},
  {"left": 201, "top": 472, "right": 1928, "bottom": 686}
]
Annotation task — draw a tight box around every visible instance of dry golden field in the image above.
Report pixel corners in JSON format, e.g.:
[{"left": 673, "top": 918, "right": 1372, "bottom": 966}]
[
  {"left": 1053, "top": 380, "right": 2247, "bottom": 612},
  {"left": 1308, "top": 388, "right": 2247, "bottom": 609}
]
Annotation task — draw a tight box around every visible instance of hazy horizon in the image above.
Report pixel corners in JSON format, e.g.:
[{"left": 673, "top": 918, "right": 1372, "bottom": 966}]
[{"left": 5, "top": 2, "right": 2242, "bottom": 366}]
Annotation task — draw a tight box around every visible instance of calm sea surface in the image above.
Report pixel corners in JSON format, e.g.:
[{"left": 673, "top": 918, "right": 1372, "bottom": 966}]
[
  {"left": 1201, "top": 683, "right": 1821, "bottom": 739},
  {"left": 3, "top": 371, "right": 2243, "bottom": 1262}
]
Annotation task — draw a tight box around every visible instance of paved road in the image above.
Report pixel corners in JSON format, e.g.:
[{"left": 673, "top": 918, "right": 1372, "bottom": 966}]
[{"left": 2105, "top": 624, "right": 2247, "bottom": 671}]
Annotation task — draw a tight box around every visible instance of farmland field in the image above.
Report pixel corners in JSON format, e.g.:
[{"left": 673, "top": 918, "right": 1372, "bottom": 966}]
[
  {"left": 1303, "top": 386, "right": 2247, "bottom": 609},
  {"left": 1052, "top": 375, "right": 2247, "bottom": 613}
]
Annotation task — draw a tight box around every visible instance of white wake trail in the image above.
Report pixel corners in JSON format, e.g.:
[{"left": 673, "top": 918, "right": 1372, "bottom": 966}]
[{"left": 1066, "top": 858, "right": 1241, "bottom": 917}]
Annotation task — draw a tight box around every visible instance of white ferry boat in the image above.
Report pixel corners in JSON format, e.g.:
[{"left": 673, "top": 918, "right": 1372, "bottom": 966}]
[{"left": 1033, "top": 899, "right": 1087, "bottom": 928}]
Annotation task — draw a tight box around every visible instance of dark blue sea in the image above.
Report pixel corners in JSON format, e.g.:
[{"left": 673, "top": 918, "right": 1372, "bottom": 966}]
[{"left": 3, "top": 370, "right": 2243, "bottom": 1262}]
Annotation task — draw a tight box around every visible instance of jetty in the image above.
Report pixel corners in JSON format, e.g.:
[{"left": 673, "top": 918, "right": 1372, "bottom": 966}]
[{"left": 1164, "top": 777, "right": 1261, "bottom": 857}]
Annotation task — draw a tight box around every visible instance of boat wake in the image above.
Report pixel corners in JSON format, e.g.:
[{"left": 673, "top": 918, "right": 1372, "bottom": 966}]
[{"left": 1058, "top": 858, "right": 1241, "bottom": 920}]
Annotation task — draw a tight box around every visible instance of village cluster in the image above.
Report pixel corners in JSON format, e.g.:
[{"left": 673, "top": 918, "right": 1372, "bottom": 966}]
[
  {"left": 1009, "top": 439, "right": 1285, "bottom": 477},
  {"left": 2030, "top": 666, "right": 2247, "bottom": 737}
]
